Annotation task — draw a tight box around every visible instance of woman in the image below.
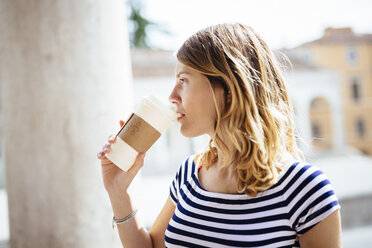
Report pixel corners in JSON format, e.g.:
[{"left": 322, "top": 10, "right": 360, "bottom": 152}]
[{"left": 98, "top": 23, "right": 341, "bottom": 247}]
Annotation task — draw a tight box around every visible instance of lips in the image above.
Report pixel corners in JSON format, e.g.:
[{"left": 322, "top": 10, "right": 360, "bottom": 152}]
[
  {"left": 176, "top": 112, "right": 184, "bottom": 118},
  {"left": 176, "top": 112, "right": 185, "bottom": 121}
]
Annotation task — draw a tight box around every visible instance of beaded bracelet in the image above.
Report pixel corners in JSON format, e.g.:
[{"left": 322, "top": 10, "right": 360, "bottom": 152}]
[{"left": 112, "top": 208, "right": 138, "bottom": 228}]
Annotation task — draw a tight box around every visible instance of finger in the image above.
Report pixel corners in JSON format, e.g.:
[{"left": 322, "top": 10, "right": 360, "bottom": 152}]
[
  {"left": 119, "top": 120, "right": 125, "bottom": 127},
  {"left": 127, "top": 152, "right": 146, "bottom": 177},
  {"left": 98, "top": 151, "right": 113, "bottom": 165},
  {"left": 102, "top": 143, "right": 111, "bottom": 153},
  {"left": 97, "top": 151, "right": 105, "bottom": 159},
  {"left": 108, "top": 134, "right": 116, "bottom": 143}
]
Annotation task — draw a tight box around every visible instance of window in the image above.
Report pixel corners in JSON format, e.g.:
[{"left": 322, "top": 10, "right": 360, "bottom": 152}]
[
  {"left": 310, "top": 98, "right": 321, "bottom": 109},
  {"left": 347, "top": 46, "right": 357, "bottom": 64},
  {"left": 356, "top": 118, "right": 366, "bottom": 138},
  {"left": 312, "top": 122, "right": 321, "bottom": 138},
  {"left": 350, "top": 76, "right": 361, "bottom": 101}
]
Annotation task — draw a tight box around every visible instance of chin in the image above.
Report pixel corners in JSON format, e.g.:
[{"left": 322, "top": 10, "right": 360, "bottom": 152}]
[{"left": 180, "top": 126, "right": 203, "bottom": 138}]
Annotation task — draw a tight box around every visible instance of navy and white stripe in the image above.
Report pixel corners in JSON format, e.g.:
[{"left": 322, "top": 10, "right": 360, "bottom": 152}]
[{"left": 165, "top": 155, "right": 340, "bottom": 248}]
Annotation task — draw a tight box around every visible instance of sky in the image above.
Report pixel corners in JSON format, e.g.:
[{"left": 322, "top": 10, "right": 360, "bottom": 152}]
[{"left": 132, "top": 0, "right": 372, "bottom": 51}]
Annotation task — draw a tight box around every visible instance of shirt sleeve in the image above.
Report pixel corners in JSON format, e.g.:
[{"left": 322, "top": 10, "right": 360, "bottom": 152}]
[
  {"left": 169, "top": 155, "right": 195, "bottom": 206},
  {"left": 169, "top": 164, "right": 181, "bottom": 205},
  {"left": 289, "top": 165, "right": 340, "bottom": 235}
]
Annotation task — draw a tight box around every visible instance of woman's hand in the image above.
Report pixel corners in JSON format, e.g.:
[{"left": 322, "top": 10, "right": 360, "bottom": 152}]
[{"left": 97, "top": 120, "right": 146, "bottom": 197}]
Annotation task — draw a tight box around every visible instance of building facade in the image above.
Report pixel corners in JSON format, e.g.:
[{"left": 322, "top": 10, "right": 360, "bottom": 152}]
[{"left": 292, "top": 27, "right": 372, "bottom": 155}]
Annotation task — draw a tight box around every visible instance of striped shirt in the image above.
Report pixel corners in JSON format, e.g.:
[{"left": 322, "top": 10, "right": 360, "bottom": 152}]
[{"left": 165, "top": 154, "right": 340, "bottom": 248}]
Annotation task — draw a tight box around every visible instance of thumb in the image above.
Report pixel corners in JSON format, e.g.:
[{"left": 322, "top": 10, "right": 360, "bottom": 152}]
[{"left": 127, "top": 152, "right": 146, "bottom": 177}]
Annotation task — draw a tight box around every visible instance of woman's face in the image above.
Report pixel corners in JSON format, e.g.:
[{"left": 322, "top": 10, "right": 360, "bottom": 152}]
[{"left": 169, "top": 62, "right": 225, "bottom": 138}]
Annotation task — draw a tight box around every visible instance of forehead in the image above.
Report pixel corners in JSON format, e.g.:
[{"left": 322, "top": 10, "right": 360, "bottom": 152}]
[{"left": 175, "top": 62, "right": 197, "bottom": 77}]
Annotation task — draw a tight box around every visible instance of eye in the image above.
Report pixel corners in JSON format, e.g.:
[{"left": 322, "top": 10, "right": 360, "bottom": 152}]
[{"left": 179, "top": 78, "right": 187, "bottom": 84}]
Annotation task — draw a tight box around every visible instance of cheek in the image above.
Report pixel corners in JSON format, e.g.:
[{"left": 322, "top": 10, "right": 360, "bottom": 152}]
[
  {"left": 193, "top": 93, "right": 218, "bottom": 121},
  {"left": 183, "top": 81, "right": 219, "bottom": 122}
]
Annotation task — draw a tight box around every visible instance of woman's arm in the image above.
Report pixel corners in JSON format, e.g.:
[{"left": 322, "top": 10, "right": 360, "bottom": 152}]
[
  {"left": 109, "top": 191, "right": 152, "bottom": 247},
  {"left": 98, "top": 120, "right": 175, "bottom": 248},
  {"left": 150, "top": 196, "right": 176, "bottom": 248},
  {"left": 298, "top": 210, "right": 342, "bottom": 248},
  {"left": 108, "top": 193, "right": 175, "bottom": 248},
  {"left": 105, "top": 169, "right": 175, "bottom": 248}
]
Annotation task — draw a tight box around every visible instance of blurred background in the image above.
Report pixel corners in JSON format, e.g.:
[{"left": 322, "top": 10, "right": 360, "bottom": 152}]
[{"left": 1, "top": 0, "right": 371, "bottom": 247}]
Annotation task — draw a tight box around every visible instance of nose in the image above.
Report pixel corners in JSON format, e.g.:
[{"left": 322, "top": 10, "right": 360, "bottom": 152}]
[{"left": 168, "top": 86, "right": 181, "bottom": 105}]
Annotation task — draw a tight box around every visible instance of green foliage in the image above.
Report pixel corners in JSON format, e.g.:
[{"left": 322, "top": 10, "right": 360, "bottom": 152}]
[
  {"left": 126, "top": 0, "right": 170, "bottom": 49},
  {"left": 128, "top": 3, "right": 153, "bottom": 48},
  {"left": 127, "top": 0, "right": 155, "bottom": 48}
]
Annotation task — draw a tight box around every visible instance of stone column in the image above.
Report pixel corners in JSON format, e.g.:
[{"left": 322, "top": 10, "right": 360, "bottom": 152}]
[
  {"left": 0, "top": 1, "right": 133, "bottom": 247},
  {"left": 294, "top": 99, "right": 313, "bottom": 155},
  {"left": 329, "top": 76, "right": 346, "bottom": 154}
]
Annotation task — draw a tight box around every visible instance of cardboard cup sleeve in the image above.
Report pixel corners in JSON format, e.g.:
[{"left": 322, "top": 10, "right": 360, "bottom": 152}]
[{"left": 106, "top": 96, "right": 176, "bottom": 172}]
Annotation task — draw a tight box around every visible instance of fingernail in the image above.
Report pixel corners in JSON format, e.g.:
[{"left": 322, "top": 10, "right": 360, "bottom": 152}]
[{"left": 103, "top": 148, "right": 109, "bottom": 153}]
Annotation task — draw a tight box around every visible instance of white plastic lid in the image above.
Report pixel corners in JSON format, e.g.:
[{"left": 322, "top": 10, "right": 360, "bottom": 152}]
[{"left": 142, "top": 95, "right": 177, "bottom": 122}]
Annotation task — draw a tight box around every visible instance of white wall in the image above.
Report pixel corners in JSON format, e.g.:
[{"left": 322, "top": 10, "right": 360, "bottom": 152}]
[{"left": 285, "top": 68, "right": 345, "bottom": 156}]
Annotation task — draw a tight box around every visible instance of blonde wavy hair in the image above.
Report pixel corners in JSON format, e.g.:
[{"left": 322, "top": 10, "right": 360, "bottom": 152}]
[{"left": 177, "top": 23, "right": 303, "bottom": 196}]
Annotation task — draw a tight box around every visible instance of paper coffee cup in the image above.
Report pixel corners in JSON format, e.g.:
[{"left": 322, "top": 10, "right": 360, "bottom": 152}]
[{"left": 106, "top": 95, "right": 176, "bottom": 172}]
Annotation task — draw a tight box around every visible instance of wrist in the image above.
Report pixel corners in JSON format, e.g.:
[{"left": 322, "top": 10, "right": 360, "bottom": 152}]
[
  {"left": 112, "top": 208, "right": 139, "bottom": 228},
  {"left": 105, "top": 176, "right": 130, "bottom": 196}
]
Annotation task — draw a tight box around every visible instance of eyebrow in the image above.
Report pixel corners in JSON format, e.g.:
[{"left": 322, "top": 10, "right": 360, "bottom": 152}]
[{"left": 176, "top": 71, "right": 191, "bottom": 78}]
